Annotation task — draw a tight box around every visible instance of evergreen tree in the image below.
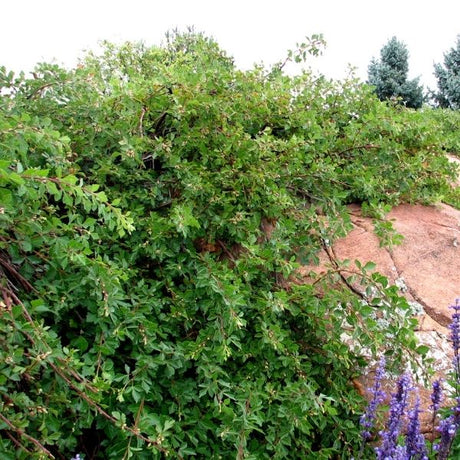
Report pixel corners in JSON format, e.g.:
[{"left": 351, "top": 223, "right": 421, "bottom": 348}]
[
  {"left": 368, "top": 37, "right": 424, "bottom": 109},
  {"left": 434, "top": 35, "right": 460, "bottom": 109}
]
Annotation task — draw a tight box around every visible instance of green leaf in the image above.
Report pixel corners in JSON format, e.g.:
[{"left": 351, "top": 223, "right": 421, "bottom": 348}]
[
  {"left": 95, "top": 191, "right": 108, "bottom": 202},
  {"left": 0, "top": 188, "right": 13, "bottom": 208},
  {"left": 61, "top": 174, "right": 78, "bottom": 185},
  {"left": 72, "top": 336, "right": 89, "bottom": 352},
  {"left": 416, "top": 345, "right": 430, "bottom": 355},
  {"left": 0, "top": 160, "right": 11, "bottom": 171},
  {"left": 171, "top": 204, "right": 200, "bottom": 237},
  {"left": 6, "top": 172, "right": 24, "bottom": 185},
  {"left": 46, "top": 180, "right": 61, "bottom": 198},
  {"left": 363, "top": 261, "right": 376, "bottom": 272}
]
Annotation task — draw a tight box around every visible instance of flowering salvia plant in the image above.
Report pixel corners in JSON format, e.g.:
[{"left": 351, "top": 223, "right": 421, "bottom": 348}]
[{"left": 356, "top": 299, "right": 460, "bottom": 459}]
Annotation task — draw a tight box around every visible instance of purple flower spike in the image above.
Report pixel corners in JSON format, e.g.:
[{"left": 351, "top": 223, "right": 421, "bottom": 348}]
[
  {"left": 435, "top": 414, "right": 457, "bottom": 460},
  {"left": 356, "top": 357, "right": 387, "bottom": 460},
  {"left": 449, "top": 300, "right": 460, "bottom": 347},
  {"left": 430, "top": 379, "right": 443, "bottom": 413},
  {"left": 392, "top": 445, "right": 408, "bottom": 459},
  {"left": 405, "top": 395, "right": 428, "bottom": 460},
  {"left": 430, "top": 378, "right": 444, "bottom": 445},
  {"left": 434, "top": 300, "right": 460, "bottom": 459},
  {"left": 450, "top": 299, "right": 460, "bottom": 378},
  {"left": 375, "top": 372, "right": 413, "bottom": 459},
  {"left": 359, "top": 357, "right": 387, "bottom": 442}
]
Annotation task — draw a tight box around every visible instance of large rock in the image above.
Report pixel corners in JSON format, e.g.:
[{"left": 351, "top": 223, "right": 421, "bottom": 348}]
[{"left": 339, "top": 203, "right": 459, "bottom": 327}]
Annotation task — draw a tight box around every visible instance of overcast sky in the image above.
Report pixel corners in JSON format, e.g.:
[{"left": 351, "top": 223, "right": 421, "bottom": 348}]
[{"left": 1, "top": 0, "right": 459, "bottom": 89}]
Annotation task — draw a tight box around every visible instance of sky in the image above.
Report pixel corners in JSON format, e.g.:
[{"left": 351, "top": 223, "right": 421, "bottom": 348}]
[{"left": 1, "top": 0, "right": 459, "bottom": 90}]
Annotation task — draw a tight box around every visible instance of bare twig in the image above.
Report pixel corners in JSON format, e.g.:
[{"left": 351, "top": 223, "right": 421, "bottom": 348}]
[
  {"left": 0, "top": 252, "right": 36, "bottom": 293},
  {"left": 4, "top": 430, "right": 34, "bottom": 454},
  {"left": 0, "top": 413, "right": 55, "bottom": 458},
  {"left": 26, "top": 82, "right": 57, "bottom": 100},
  {"left": 321, "top": 239, "right": 367, "bottom": 301},
  {"left": 217, "top": 239, "right": 236, "bottom": 262},
  {"left": 138, "top": 106, "right": 147, "bottom": 137}
]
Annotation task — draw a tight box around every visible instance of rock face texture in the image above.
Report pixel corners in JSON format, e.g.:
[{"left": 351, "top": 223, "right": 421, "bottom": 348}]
[
  {"left": 340, "top": 203, "right": 459, "bottom": 328},
  {"left": 302, "top": 194, "right": 459, "bottom": 434}
]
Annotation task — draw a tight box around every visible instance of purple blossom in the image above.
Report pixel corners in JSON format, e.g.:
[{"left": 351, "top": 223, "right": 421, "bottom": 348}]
[
  {"left": 430, "top": 378, "right": 444, "bottom": 443},
  {"left": 430, "top": 379, "right": 443, "bottom": 413},
  {"left": 433, "top": 299, "right": 460, "bottom": 459},
  {"left": 435, "top": 414, "right": 458, "bottom": 460},
  {"left": 392, "top": 445, "right": 408, "bottom": 459},
  {"left": 450, "top": 299, "right": 460, "bottom": 377},
  {"left": 405, "top": 395, "right": 428, "bottom": 460},
  {"left": 375, "top": 372, "right": 413, "bottom": 460},
  {"left": 360, "top": 357, "right": 387, "bottom": 441}
]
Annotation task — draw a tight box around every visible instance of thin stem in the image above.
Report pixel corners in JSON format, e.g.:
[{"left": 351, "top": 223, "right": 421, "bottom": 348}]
[{"left": 0, "top": 413, "right": 55, "bottom": 458}]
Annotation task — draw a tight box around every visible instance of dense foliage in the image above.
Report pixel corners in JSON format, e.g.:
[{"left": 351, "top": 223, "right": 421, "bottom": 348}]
[
  {"left": 434, "top": 35, "right": 460, "bottom": 109},
  {"left": 368, "top": 37, "right": 424, "bottom": 109},
  {"left": 0, "top": 31, "right": 458, "bottom": 459}
]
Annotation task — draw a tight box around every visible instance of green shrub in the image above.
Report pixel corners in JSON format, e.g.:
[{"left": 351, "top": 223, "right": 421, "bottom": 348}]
[
  {"left": 425, "top": 108, "right": 460, "bottom": 156},
  {"left": 0, "top": 32, "right": 456, "bottom": 458}
]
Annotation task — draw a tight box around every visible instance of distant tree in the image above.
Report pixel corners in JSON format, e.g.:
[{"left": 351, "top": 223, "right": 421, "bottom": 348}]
[
  {"left": 368, "top": 37, "right": 424, "bottom": 109},
  {"left": 433, "top": 35, "right": 460, "bottom": 109}
]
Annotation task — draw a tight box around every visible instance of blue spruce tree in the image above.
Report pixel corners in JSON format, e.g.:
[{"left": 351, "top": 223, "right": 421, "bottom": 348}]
[
  {"left": 434, "top": 35, "right": 460, "bottom": 109},
  {"left": 368, "top": 37, "right": 424, "bottom": 109}
]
